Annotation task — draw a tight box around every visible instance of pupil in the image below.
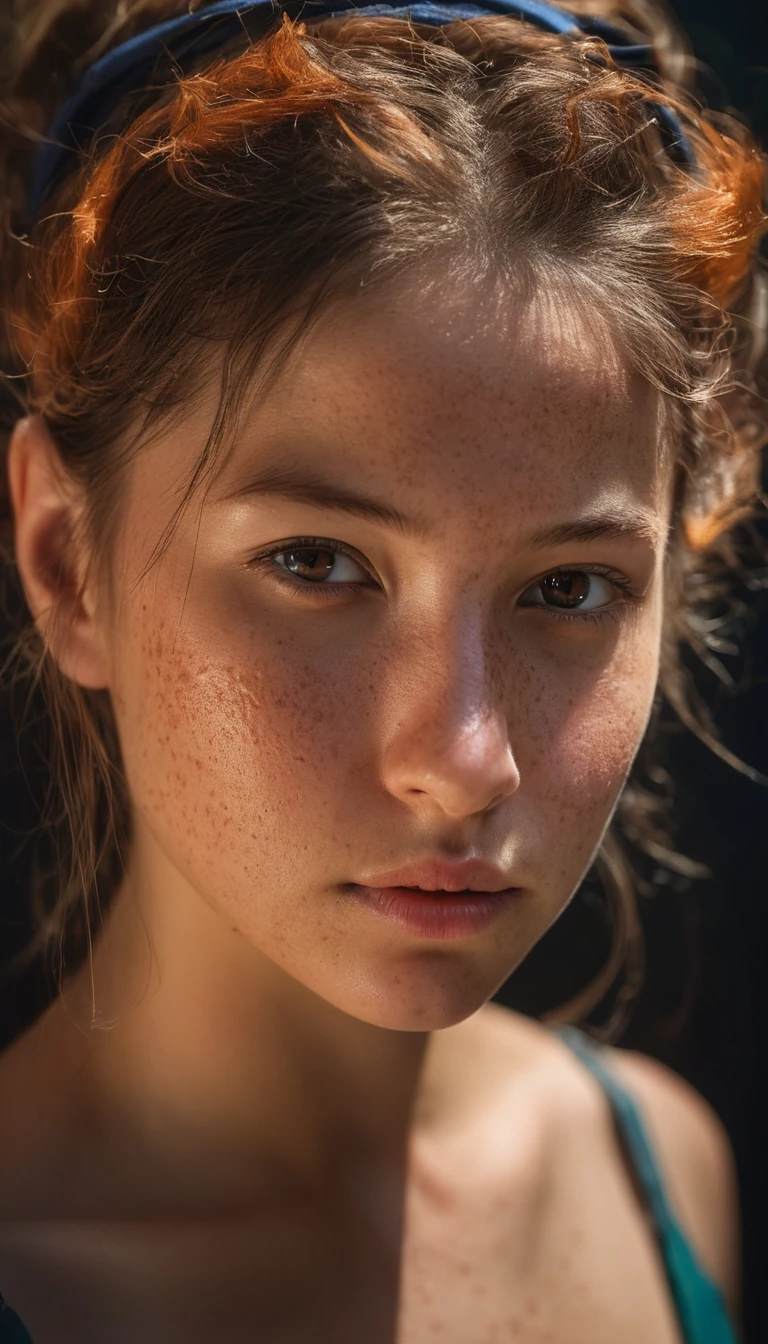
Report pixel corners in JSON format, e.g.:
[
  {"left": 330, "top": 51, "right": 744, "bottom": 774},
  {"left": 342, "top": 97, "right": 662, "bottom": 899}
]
[
  {"left": 542, "top": 571, "right": 590, "bottom": 607},
  {"left": 285, "top": 548, "right": 335, "bottom": 581}
]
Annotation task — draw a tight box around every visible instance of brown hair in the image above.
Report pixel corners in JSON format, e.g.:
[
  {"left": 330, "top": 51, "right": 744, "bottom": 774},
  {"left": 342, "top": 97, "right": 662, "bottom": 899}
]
[{"left": 1, "top": 0, "right": 766, "bottom": 1041}]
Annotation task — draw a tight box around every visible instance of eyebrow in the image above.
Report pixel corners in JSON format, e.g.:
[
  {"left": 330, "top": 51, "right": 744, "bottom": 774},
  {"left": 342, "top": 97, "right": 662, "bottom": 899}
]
[
  {"left": 217, "top": 464, "right": 662, "bottom": 548},
  {"left": 218, "top": 463, "right": 417, "bottom": 534},
  {"left": 529, "top": 509, "right": 663, "bottom": 549}
]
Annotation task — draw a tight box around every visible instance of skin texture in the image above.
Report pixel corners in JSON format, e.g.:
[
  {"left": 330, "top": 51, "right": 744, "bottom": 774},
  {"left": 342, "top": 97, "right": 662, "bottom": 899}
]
[{"left": 6, "top": 272, "right": 673, "bottom": 1217}]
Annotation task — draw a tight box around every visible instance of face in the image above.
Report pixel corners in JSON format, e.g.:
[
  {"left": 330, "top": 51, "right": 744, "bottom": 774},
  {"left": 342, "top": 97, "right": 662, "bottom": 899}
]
[{"left": 99, "top": 275, "right": 672, "bottom": 1031}]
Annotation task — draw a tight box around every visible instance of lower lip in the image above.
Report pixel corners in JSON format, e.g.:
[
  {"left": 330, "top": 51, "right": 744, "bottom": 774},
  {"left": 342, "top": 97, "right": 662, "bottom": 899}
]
[{"left": 346, "top": 885, "right": 520, "bottom": 939}]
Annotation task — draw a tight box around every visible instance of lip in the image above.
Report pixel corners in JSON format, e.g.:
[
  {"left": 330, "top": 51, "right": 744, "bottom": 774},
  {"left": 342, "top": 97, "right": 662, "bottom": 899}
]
[
  {"left": 346, "top": 884, "right": 520, "bottom": 939},
  {"left": 357, "top": 857, "right": 517, "bottom": 894}
]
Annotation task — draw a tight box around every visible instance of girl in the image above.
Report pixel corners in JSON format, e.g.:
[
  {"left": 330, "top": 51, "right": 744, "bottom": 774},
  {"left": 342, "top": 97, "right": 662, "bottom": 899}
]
[{"left": 0, "top": 0, "right": 764, "bottom": 1340}]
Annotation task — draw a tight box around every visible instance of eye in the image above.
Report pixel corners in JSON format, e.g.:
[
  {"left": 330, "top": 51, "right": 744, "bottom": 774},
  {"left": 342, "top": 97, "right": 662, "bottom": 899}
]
[
  {"left": 525, "top": 570, "right": 611, "bottom": 611},
  {"left": 519, "top": 567, "right": 635, "bottom": 622},
  {"left": 248, "top": 537, "right": 376, "bottom": 596},
  {"left": 273, "top": 544, "right": 370, "bottom": 584}
]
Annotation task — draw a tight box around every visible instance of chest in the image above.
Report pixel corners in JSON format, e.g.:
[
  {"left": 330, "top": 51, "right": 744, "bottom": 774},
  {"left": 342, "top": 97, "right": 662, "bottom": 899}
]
[{"left": 0, "top": 1167, "right": 685, "bottom": 1344}]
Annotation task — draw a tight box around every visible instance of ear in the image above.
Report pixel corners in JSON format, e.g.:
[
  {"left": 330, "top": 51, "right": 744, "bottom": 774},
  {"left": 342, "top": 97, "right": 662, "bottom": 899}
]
[{"left": 7, "top": 414, "right": 110, "bottom": 690}]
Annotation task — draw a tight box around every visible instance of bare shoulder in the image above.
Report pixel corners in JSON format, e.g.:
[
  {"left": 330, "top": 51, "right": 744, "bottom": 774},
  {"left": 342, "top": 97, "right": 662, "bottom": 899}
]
[
  {"left": 471, "top": 1007, "right": 742, "bottom": 1320},
  {"left": 604, "top": 1044, "right": 742, "bottom": 1323}
]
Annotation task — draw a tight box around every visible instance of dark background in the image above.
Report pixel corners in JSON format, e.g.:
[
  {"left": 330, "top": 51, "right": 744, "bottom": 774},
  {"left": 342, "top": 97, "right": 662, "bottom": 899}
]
[{"left": 1, "top": 1, "right": 767, "bottom": 1340}]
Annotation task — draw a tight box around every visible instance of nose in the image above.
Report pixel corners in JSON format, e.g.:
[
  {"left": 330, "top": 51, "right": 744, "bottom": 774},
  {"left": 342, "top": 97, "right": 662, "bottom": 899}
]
[{"left": 379, "top": 619, "right": 521, "bottom": 820}]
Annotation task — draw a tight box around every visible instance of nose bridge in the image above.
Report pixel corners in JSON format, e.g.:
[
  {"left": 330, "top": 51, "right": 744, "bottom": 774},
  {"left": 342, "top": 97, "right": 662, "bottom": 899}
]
[
  {"left": 410, "top": 600, "right": 495, "bottom": 726},
  {"left": 380, "top": 598, "right": 520, "bottom": 818}
]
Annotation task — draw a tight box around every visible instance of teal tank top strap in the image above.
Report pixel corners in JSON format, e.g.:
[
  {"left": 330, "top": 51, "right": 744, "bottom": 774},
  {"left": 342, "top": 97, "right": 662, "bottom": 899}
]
[
  {"left": 554, "top": 1025, "right": 740, "bottom": 1344},
  {"left": 0, "top": 1296, "right": 34, "bottom": 1344}
]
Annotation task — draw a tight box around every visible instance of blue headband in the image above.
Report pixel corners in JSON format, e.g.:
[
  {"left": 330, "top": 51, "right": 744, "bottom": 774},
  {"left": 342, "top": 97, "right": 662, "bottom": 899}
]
[{"left": 28, "top": 0, "right": 695, "bottom": 215}]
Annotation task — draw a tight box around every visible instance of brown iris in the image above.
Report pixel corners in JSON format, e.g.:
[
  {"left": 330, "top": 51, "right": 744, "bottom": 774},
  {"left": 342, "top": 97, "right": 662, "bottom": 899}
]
[
  {"left": 540, "top": 571, "right": 591, "bottom": 608},
  {"left": 282, "top": 548, "right": 336, "bottom": 581}
]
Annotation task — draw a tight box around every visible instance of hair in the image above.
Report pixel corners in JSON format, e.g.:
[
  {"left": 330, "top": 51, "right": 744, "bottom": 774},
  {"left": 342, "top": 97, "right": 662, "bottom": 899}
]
[{"left": 0, "top": 0, "right": 766, "bottom": 1042}]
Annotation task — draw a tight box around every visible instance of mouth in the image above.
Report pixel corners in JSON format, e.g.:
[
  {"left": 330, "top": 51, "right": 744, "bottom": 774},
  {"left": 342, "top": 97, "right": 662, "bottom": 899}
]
[
  {"left": 356, "top": 858, "right": 518, "bottom": 895},
  {"left": 344, "top": 882, "right": 521, "bottom": 939},
  {"left": 380, "top": 885, "right": 509, "bottom": 897}
]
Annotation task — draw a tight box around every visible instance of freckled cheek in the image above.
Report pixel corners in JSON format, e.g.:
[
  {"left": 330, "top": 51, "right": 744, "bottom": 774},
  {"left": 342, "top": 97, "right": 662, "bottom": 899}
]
[
  {"left": 549, "top": 687, "right": 650, "bottom": 798},
  {"left": 515, "top": 643, "right": 658, "bottom": 864},
  {"left": 112, "top": 618, "right": 365, "bottom": 877}
]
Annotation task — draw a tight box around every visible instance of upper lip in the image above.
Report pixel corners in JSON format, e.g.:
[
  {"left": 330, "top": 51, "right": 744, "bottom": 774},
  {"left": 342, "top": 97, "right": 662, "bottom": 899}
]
[{"left": 356, "top": 859, "right": 518, "bottom": 894}]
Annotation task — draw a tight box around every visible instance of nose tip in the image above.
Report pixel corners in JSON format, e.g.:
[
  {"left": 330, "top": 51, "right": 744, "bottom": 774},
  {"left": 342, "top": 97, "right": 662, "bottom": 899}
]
[{"left": 383, "top": 709, "right": 520, "bottom": 820}]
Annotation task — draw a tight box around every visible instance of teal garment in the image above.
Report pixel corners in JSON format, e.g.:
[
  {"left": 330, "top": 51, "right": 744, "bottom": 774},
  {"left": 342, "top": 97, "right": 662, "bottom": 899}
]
[
  {"left": 555, "top": 1024, "right": 740, "bottom": 1344},
  {"left": 0, "top": 1027, "right": 740, "bottom": 1344}
]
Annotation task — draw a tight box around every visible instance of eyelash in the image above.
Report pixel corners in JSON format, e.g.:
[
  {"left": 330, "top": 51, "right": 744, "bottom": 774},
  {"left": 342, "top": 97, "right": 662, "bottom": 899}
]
[{"left": 247, "top": 536, "right": 642, "bottom": 628}]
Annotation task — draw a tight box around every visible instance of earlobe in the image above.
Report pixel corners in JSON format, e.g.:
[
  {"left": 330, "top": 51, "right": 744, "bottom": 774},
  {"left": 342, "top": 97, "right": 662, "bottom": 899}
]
[{"left": 7, "top": 414, "right": 110, "bottom": 690}]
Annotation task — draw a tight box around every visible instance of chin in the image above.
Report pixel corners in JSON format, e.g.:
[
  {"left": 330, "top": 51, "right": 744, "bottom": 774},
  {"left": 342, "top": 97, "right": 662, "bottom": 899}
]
[{"left": 305, "top": 956, "right": 512, "bottom": 1033}]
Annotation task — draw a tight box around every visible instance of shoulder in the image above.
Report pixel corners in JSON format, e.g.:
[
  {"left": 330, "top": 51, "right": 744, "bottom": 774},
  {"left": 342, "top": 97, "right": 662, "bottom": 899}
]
[
  {"left": 603, "top": 1044, "right": 742, "bottom": 1324},
  {"left": 446, "top": 1005, "right": 742, "bottom": 1326}
]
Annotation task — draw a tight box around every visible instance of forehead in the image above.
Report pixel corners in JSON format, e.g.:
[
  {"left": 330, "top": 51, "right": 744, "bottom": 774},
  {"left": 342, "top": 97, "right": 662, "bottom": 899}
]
[
  {"left": 124, "top": 271, "right": 671, "bottom": 540},
  {"left": 213, "top": 272, "right": 669, "bottom": 519}
]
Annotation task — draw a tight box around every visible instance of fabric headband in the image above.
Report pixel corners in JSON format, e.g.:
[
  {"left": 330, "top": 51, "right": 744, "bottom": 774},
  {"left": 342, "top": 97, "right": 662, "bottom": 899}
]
[{"left": 28, "top": 0, "right": 696, "bottom": 216}]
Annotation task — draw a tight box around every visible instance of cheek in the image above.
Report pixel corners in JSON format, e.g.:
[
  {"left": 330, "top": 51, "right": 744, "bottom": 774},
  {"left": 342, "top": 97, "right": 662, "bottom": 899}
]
[
  {"left": 111, "top": 610, "right": 365, "bottom": 918},
  {"left": 514, "top": 630, "right": 659, "bottom": 884}
]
